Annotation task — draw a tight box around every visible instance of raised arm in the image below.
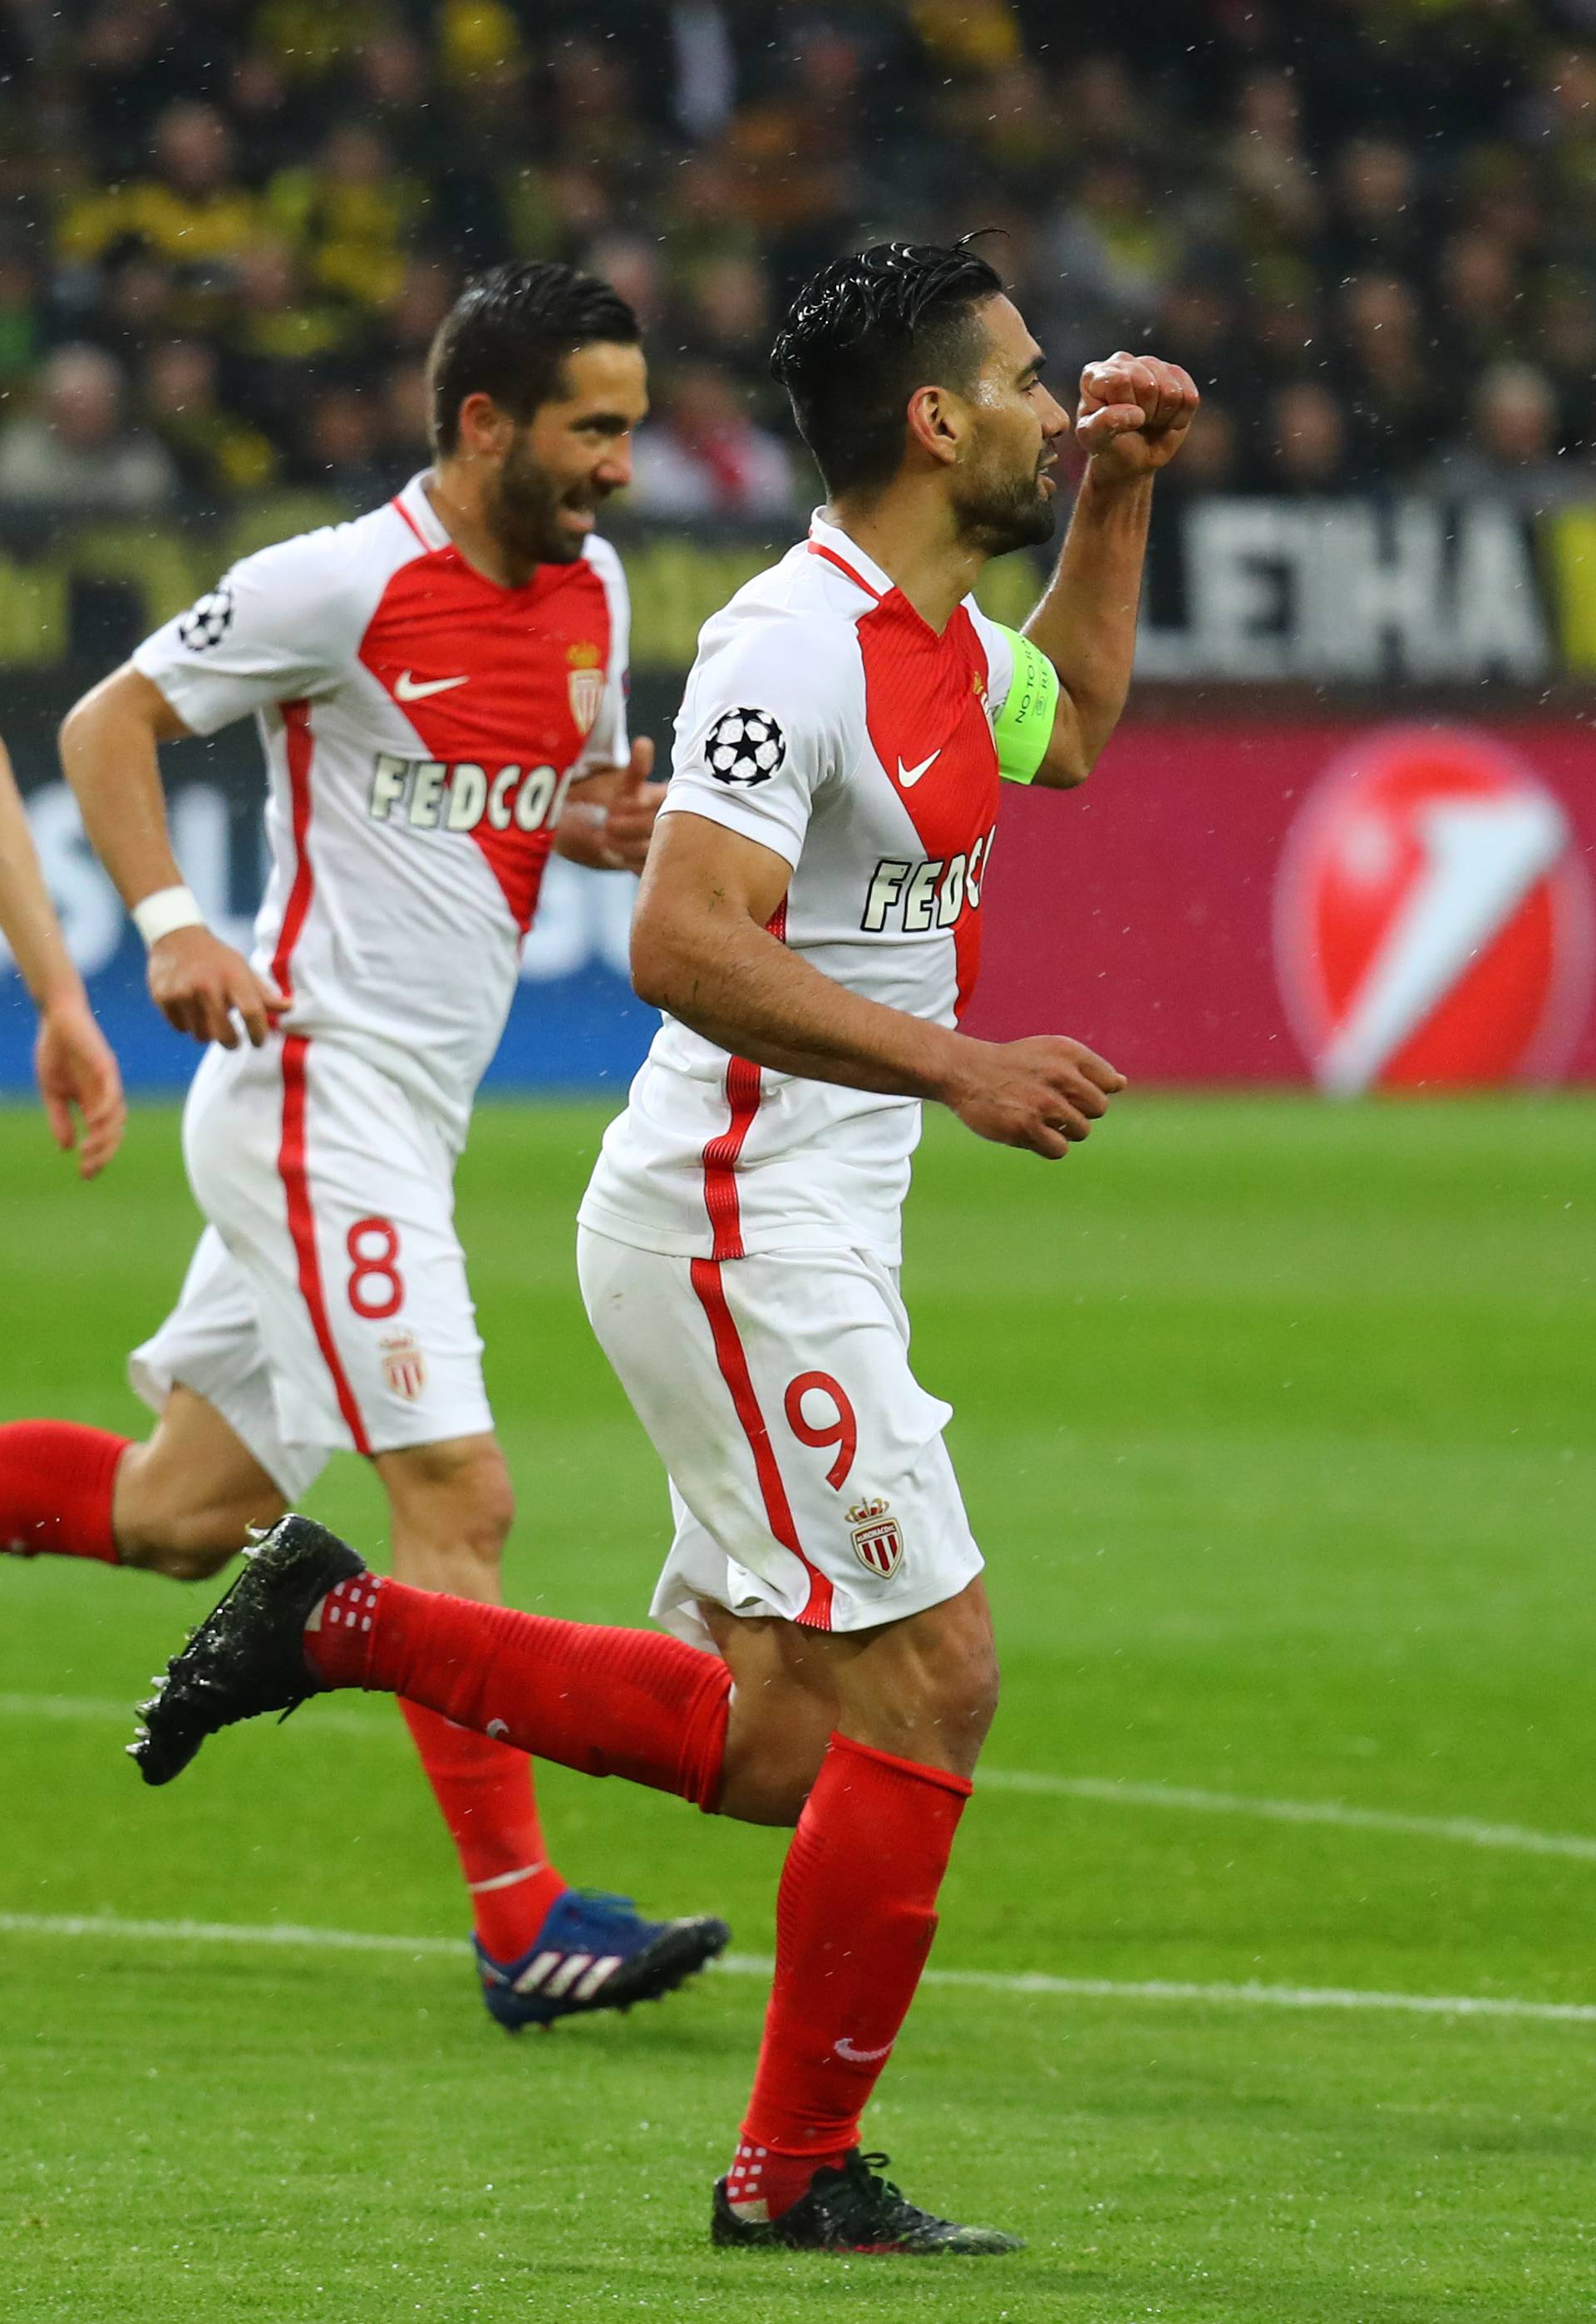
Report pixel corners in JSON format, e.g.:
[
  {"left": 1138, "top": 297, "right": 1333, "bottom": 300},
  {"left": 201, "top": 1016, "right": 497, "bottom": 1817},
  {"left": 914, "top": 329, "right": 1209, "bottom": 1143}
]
[
  {"left": 59, "top": 664, "right": 283, "bottom": 1049},
  {"left": 1024, "top": 353, "right": 1198, "bottom": 790},
  {"left": 0, "top": 733, "right": 125, "bottom": 1175},
  {"left": 631, "top": 809, "right": 1123, "bottom": 1159}
]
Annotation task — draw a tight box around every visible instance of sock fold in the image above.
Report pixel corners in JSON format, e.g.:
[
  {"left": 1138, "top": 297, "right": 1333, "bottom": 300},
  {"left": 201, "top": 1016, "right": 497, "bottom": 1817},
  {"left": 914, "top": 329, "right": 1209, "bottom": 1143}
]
[{"left": 0, "top": 1421, "right": 129, "bottom": 1562}]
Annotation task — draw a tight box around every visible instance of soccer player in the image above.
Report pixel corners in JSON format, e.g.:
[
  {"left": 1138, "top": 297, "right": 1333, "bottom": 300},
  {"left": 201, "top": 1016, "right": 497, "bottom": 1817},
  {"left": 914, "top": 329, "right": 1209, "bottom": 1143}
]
[
  {"left": 2, "top": 262, "right": 728, "bottom": 2027},
  {"left": 0, "top": 733, "right": 125, "bottom": 1177},
  {"left": 133, "top": 241, "right": 1196, "bottom": 2249}
]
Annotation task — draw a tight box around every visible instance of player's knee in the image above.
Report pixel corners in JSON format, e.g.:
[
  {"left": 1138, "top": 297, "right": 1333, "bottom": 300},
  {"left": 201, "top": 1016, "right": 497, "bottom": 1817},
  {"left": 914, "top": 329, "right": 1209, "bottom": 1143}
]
[
  {"left": 457, "top": 1470, "right": 515, "bottom": 1576},
  {"left": 388, "top": 1438, "right": 515, "bottom": 1569},
  {"left": 847, "top": 1591, "right": 1001, "bottom": 1771},
  {"left": 906, "top": 1633, "right": 999, "bottom": 1760},
  {"left": 937, "top": 1631, "right": 1001, "bottom": 1745},
  {"left": 456, "top": 1449, "right": 515, "bottom": 1561}
]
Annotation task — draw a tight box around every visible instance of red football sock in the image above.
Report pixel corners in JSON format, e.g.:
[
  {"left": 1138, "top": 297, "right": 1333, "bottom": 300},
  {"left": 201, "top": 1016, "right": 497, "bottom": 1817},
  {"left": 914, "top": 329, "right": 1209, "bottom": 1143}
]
[
  {"left": 399, "top": 1700, "right": 567, "bottom": 1960},
  {"left": 0, "top": 1421, "right": 129, "bottom": 1562},
  {"left": 308, "top": 1574, "right": 731, "bottom": 1809},
  {"left": 727, "top": 1733, "right": 970, "bottom": 2218}
]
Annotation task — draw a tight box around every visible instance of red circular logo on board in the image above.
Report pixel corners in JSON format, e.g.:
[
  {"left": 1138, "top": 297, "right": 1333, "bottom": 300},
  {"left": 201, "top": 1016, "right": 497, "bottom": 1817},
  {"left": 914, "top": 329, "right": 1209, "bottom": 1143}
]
[{"left": 1273, "top": 726, "right": 1594, "bottom": 1092}]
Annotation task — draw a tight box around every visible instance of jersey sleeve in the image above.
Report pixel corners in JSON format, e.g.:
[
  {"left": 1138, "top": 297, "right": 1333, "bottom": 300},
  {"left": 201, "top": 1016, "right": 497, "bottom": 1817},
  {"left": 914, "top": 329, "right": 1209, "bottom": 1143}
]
[
  {"left": 131, "top": 526, "right": 371, "bottom": 737},
  {"left": 969, "top": 606, "right": 1062, "bottom": 786},
  {"left": 574, "top": 536, "right": 630, "bottom": 772},
  {"left": 657, "top": 612, "right": 855, "bottom": 871}
]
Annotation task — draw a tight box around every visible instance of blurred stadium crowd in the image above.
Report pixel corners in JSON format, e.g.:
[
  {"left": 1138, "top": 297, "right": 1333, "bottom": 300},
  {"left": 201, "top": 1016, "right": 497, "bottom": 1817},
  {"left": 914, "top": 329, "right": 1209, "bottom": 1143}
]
[{"left": 1, "top": 0, "right": 1595, "bottom": 525}]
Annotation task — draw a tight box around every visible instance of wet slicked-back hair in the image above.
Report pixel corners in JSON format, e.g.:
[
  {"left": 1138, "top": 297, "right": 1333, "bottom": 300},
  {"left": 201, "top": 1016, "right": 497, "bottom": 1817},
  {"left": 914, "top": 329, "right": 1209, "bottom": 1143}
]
[
  {"left": 428, "top": 261, "right": 641, "bottom": 451},
  {"left": 770, "top": 239, "right": 1005, "bottom": 496}
]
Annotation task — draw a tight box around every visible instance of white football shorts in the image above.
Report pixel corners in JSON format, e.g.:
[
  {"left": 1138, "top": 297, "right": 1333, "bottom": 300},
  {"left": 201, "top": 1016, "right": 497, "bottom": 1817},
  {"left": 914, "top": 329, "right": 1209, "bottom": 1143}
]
[
  {"left": 576, "top": 1226, "right": 983, "bottom": 1645},
  {"left": 131, "top": 1036, "right": 493, "bottom": 1499}
]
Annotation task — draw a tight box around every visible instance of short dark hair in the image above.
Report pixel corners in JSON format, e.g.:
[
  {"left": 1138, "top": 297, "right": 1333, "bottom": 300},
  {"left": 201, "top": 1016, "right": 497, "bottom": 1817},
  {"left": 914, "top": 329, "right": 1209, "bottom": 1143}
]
[
  {"left": 427, "top": 261, "right": 641, "bottom": 452},
  {"left": 770, "top": 239, "right": 1005, "bottom": 496}
]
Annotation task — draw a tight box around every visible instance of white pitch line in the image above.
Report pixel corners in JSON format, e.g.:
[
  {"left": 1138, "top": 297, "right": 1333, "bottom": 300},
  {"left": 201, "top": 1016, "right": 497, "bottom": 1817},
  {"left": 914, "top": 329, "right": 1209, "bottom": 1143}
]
[
  {"left": 6, "top": 1691, "right": 1596, "bottom": 1868},
  {"left": 0, "top": 1910, "right": 1593, "bottom": 2026},
  {"left": 978, "top": 1771, "right": 1596, "bottom": 1865},
  {"left": 0, "top": 1910, "right": 462, "bottom": 1957}
]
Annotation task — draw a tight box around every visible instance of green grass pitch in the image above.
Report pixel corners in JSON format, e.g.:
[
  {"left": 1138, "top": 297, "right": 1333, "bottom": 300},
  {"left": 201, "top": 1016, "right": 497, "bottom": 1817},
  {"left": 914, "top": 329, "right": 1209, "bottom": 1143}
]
[{"left": 2, "top": 1090, "right": 1595, "bottom": 2322}]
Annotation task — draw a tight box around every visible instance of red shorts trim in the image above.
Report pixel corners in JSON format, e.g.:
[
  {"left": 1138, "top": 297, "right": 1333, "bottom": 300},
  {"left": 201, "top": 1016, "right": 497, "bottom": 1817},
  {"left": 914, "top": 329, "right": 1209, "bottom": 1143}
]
[
  {"left": 278, "top": 1035, "right": 372, "bottom": 1458},
  {"left": 688, "top": 1256, "right": 833, "bottom": 1630}
]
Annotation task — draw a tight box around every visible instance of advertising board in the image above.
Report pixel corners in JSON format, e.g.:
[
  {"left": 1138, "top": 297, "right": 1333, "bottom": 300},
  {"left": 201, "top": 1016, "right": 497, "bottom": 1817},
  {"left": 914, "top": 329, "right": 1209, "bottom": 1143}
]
[
  {"left": 5, "top": 703, "right": 1595, "bottom": 1096},
  {"left": 968, "top": 719, "right": 1596, "bottom": 1088}
]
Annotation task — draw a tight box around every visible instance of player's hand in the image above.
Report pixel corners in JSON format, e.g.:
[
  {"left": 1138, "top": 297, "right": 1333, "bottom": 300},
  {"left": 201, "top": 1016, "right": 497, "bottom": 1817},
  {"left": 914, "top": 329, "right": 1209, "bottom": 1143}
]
[
  {"left": 596, "top": 738, "right": 660, "bottom": 872},
  {"left": 147, "top": 925, "right": 286, "bottom": 1049},
  {"left": 943, "top": 1033, "right": 1126, "bottom": 1158},
  {"left": 1074, "top": 353, "right": 1199, "bottom": 481},
  {"left": 33, "top": 991, "right": 126, "bottom": 1179}
]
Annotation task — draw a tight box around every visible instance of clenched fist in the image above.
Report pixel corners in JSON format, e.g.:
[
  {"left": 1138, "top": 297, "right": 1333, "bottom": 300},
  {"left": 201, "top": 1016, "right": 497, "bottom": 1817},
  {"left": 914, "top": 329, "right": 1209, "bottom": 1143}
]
[{"left": 1075, "top": 353, "right": 1199, "bottom": 481}]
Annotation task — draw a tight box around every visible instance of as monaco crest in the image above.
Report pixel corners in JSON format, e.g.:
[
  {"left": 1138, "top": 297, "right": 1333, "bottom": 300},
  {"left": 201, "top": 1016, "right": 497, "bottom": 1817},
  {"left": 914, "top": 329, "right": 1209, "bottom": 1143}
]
[
  {"left": 848, "top": 1497, "right": 904, "bottom": 1580},
  {"left": 380, "top": 1330, "right": 426, "bottom": 1402},
  {"left": 1273, "top": 726, "right": 1594, "bottom": 1092},
  {"left": 567, "top": 642, "right": 603, "bottom": 737}
]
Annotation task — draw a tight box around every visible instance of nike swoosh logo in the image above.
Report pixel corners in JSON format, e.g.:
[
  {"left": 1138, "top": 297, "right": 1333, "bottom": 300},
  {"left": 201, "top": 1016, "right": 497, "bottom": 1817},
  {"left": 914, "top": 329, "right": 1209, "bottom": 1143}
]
[
  {"left": 395, "top": 670, "right": 470, "bottom": 701},
  {"left": 895, "top": 750, "right": 939, "bottom": 787},
  {"left": 834, "top": 2036, "right": 894, "bottom": 2064}
]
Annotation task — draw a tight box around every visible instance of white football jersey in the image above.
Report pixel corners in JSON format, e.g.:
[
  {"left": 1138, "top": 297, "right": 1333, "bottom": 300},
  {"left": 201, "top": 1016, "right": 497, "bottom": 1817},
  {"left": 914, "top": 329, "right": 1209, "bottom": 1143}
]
[
  {"left": 579, "top": 511, "right": 1036, "bottom": 1265},
  {"left": 135, "top": 472, "right": 628, "bottom": 1147}
]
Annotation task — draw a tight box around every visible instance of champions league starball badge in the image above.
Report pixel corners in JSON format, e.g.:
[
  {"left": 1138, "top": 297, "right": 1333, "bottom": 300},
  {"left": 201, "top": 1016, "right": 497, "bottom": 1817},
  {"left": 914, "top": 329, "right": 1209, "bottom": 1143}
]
[
  {"left": 705, "top": 707, "right": 786, "bottom": 787},
  {"left": 177, "top": 585, "right": 236, "bottom": 652}
]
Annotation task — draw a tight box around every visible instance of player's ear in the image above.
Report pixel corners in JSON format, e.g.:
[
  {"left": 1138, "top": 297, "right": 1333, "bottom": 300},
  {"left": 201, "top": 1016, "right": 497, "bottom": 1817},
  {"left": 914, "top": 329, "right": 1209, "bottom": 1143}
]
[
  {"left": 904, "top": 382, "right": 963, "bottom": 469},
  {"left": 455, "top": 392, "right": 515, "bottom": 461}
]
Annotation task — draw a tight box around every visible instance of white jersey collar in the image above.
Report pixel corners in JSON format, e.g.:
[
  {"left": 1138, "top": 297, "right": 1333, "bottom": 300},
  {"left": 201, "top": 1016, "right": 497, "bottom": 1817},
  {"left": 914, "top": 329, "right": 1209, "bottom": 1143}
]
[
  {"left": 807, "top": 510, "right": 894, "bottom": 601},
  {"left": 397, "top": 471, "right": 454, "bottom": 552}
]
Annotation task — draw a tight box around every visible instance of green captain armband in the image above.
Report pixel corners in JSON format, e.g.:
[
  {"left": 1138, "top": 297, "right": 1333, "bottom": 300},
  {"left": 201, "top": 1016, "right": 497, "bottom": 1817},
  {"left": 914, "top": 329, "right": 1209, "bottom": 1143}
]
[{"left": 990, "top": 626, "right": 1060, "bottom": 785}]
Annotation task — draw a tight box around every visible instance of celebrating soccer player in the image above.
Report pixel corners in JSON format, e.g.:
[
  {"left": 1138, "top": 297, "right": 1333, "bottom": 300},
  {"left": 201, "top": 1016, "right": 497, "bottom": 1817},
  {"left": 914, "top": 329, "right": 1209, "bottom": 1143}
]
[
  {"left": 133, "top": 240, "right": 1196, "bottom": 2250},
  {"left": 0, "top": 733, "right": 125, "bottom": 1178},
  {"left": 0, "top": 263, "right": 730, "bottom": 2028}
]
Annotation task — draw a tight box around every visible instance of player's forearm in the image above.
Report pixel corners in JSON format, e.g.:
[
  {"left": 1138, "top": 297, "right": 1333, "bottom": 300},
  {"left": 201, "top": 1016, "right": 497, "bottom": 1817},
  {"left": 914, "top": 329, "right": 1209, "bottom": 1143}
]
[
  {"left": 1023, "top": 468, "right": 1155, "bottom": 776},
  {"left": 634, "top": 910, "right": 967, "bottom": 1101},
  {"left": 553, "top": 804, "right": 613, "bottom": 868},
  {"left": 0, "top": 745, "right": 84, "bottom": 1008},
  {"left": 58, "top": 678, "right": 185, "bottom": 910},
  {"left": 554, "top": 764, "right": 614, "bottom": 866}
]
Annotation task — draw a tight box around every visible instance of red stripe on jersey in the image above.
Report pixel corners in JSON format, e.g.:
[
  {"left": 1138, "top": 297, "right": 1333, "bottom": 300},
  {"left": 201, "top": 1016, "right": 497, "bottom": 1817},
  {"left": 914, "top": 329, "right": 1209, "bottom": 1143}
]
[
  {"left": 270, "top": 700, "right": 315, "bottom": 1002},
  {"left": 688, "top": 1256, "right": 834, "bottom": 1630},
  {"left": 701, "top": 1058, "right": 761, "bottom": 1262},
  {"left": 390, "top": 494, "right": 428, "bottom": 550},
  {"left": 698, "top": 902, "right": 786, "bottom": 1261},
  {"left": 806, "top": 540, "right": 882, "bottom": 600},
  {"left": 278, "top": 1035, "right": 372, "bottom": 1457}
]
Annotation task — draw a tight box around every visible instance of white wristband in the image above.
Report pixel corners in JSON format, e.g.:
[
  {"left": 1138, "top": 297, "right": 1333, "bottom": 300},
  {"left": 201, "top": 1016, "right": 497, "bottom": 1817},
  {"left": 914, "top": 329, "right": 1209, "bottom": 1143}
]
[{"left": 132, "top": 885, "right": 206, "bottom": 949}]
